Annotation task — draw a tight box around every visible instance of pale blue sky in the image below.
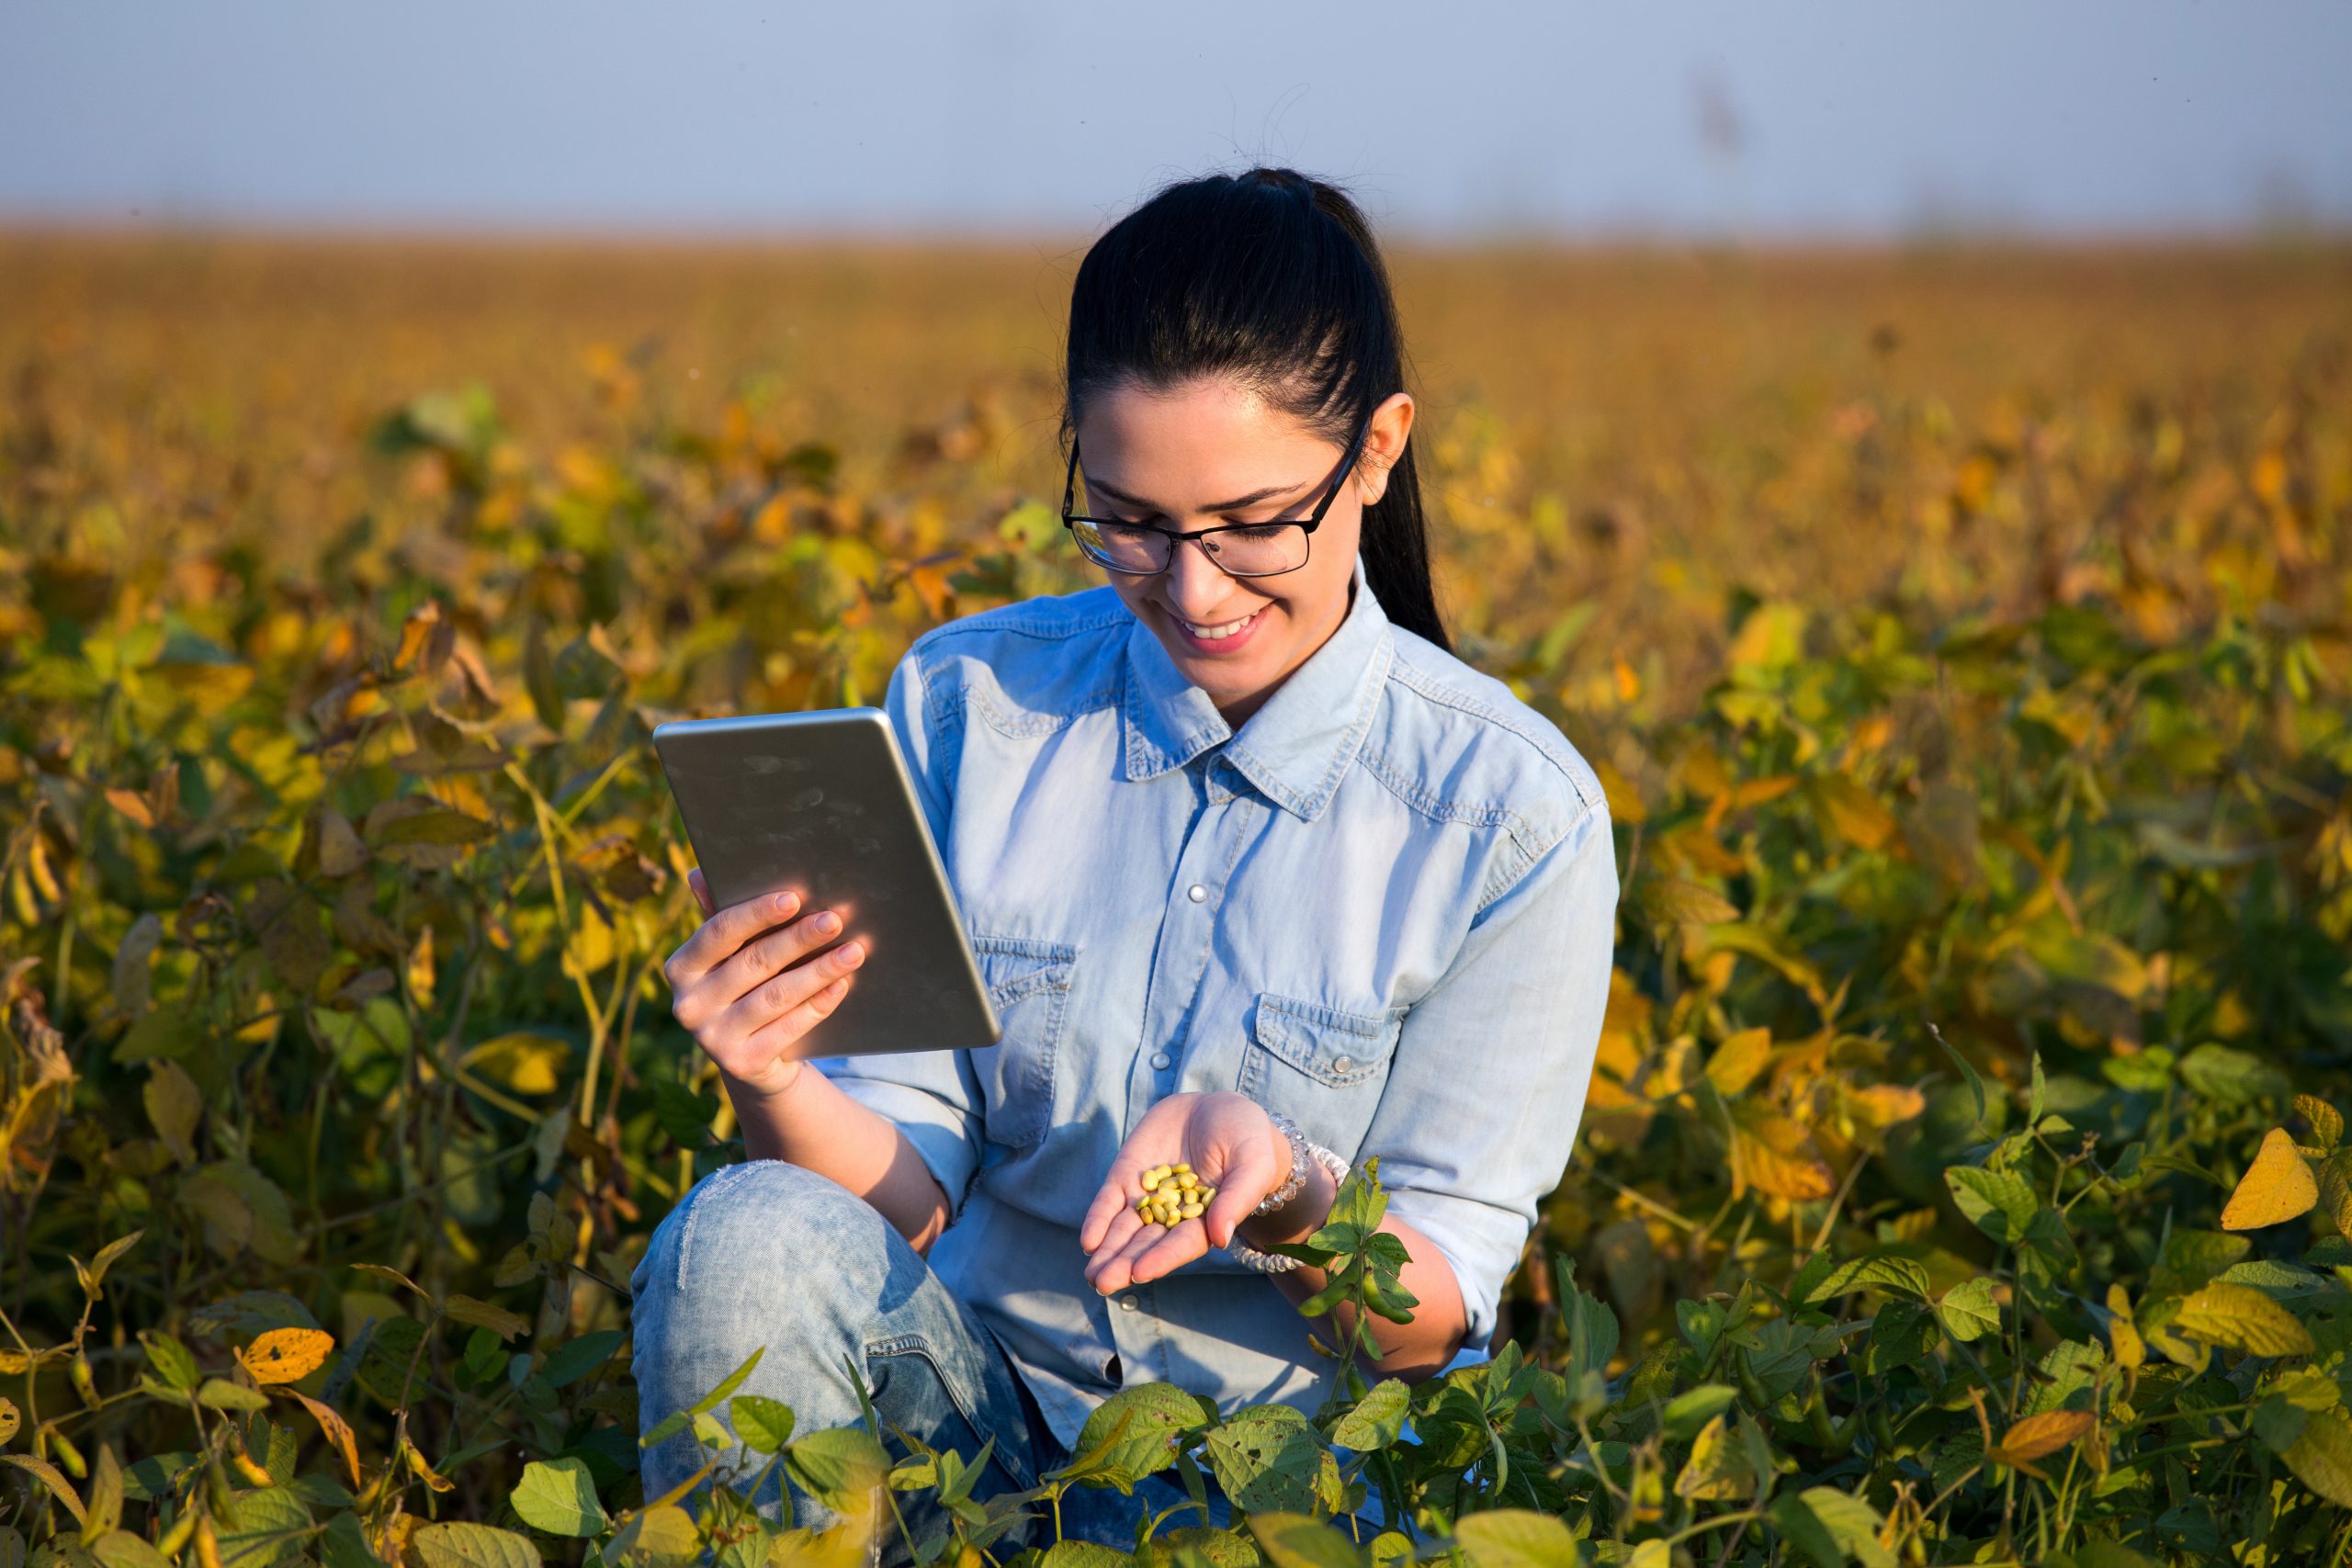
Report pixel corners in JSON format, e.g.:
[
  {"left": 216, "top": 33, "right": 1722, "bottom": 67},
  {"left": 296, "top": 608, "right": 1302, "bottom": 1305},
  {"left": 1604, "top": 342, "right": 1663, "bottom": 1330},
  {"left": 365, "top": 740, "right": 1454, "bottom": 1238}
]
[{"left": 3, "top": 1, "right": 2346, "bottom": 238}]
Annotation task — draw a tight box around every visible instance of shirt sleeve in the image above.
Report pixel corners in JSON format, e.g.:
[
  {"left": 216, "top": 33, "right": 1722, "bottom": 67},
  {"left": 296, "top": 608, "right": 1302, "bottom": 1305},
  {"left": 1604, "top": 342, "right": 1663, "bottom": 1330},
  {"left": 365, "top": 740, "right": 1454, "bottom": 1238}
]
[
  {"left": 1360, "top": 786, "right": 1619, "bottom": 1352},
  {"left": 806, "top": 643, "right": 989, "bottom": 1224}
]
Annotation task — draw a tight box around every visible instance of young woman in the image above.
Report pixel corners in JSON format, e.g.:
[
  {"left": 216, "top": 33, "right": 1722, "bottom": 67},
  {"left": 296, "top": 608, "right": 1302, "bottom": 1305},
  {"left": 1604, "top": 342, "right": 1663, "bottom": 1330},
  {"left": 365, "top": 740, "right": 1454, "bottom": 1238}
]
[{"left": 630, "top": 167, "right": 1618, "bottom": 1553}]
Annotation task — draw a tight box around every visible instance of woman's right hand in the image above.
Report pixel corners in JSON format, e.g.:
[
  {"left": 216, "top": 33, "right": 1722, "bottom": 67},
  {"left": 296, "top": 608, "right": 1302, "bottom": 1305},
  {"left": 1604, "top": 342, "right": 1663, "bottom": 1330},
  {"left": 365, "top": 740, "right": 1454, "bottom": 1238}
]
[{"left": 662, "top": 868, "right": 867, "bottom": 1103}]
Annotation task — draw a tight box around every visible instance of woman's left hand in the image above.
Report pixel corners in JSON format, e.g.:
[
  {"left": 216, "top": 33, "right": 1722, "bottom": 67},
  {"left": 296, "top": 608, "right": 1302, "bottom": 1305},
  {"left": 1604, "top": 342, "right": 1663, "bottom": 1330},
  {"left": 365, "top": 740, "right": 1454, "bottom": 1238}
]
[{"left": 1078, "top": 1090, "right": 1292, "bottom": 1294}]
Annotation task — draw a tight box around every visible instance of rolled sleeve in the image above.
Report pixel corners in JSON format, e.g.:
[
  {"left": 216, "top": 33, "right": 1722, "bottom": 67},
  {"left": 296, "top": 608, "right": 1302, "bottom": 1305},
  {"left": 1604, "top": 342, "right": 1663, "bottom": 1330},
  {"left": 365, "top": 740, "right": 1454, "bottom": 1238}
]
[
  {"left": 1362, "top": 791, "right": 1620, "bottom": 1350},
  {"left": 808, "top": 643, "right": 986, "bottom": 1221}
]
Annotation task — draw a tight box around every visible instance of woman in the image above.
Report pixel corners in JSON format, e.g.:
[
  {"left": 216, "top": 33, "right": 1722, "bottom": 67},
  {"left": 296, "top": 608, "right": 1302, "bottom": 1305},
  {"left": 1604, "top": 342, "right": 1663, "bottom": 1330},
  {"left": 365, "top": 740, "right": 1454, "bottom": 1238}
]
[{"left": 630, "top": 167, "right": 1618, "bottom": 1553}]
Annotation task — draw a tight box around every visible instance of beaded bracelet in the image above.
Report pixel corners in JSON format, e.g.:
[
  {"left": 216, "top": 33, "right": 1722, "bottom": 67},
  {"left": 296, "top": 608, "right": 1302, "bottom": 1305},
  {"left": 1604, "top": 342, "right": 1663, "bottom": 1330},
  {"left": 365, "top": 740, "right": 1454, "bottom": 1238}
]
[{"left": 1226, "top": 1136, "right": 1351, "bottom": 1275}]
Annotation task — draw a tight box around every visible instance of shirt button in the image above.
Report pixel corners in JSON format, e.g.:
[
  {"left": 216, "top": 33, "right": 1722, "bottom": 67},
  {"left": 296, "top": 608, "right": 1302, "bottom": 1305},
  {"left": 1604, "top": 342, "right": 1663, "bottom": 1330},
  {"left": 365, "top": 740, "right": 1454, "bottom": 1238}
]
[
  {"left": 1118, "top": 1294, "right": 1138, "bottom": 1312},
  {"left": 1187, "top": 884, "right": 1207, "bottom": 903},
  {"left": 1149, "top": 1051, "right": 1171, "bottom": 1071},
  {"left": 1331, "top": 1055, "right": 1354, "bottom": 1074}
]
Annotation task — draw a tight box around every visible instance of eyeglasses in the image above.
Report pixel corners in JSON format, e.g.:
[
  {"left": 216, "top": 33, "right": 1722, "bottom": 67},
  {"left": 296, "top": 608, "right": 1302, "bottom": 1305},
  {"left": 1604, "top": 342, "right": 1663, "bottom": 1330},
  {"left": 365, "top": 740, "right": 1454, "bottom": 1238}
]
[{"left": 1059, "top": 409, "right": 1375, "bottom": 578}]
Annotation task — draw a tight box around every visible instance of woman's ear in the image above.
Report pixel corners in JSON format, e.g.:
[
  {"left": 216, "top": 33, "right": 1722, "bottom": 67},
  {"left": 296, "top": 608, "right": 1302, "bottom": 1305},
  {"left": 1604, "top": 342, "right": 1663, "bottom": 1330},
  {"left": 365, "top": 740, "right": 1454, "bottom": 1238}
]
[{"left": 1355, "top": 392, "right": 1416, "bottom": 509}]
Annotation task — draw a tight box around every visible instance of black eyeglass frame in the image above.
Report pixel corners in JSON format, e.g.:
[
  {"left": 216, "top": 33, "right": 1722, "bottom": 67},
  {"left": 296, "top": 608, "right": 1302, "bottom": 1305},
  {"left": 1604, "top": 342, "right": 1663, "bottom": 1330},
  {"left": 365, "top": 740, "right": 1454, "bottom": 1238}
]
[{"left": 1058, "top": 408, "right": 1377, "bottom": 578}]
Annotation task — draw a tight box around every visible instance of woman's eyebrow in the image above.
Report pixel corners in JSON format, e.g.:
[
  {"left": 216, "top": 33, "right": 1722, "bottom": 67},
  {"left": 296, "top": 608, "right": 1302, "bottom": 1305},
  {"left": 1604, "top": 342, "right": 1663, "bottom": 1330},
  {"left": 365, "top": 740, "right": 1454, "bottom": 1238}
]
[{"left": 1086, "top": 474, "right": 1311, "bottom": 513}]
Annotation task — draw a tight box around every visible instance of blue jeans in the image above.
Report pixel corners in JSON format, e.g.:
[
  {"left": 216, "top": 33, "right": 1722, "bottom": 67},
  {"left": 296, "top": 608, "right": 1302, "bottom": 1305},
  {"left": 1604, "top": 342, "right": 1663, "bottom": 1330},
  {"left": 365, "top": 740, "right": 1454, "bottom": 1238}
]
[{"left": 629, "top": 1161, "right": 1245, "bottom": 1562}]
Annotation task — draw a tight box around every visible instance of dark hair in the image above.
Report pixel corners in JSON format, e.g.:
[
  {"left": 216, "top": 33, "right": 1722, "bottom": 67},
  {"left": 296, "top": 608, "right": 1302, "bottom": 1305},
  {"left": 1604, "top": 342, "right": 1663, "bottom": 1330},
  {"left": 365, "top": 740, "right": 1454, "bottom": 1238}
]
[{"left": 1059, "top": 166, "right": 1451, "bottom": 654}]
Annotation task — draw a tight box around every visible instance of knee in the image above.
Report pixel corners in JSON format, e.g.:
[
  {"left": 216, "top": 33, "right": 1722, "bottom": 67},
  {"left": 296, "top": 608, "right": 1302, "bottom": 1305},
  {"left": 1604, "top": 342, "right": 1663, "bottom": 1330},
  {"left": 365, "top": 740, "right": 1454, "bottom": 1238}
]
[{"left": 632, "top": 1160, "right": 908, "bottom": 1340}]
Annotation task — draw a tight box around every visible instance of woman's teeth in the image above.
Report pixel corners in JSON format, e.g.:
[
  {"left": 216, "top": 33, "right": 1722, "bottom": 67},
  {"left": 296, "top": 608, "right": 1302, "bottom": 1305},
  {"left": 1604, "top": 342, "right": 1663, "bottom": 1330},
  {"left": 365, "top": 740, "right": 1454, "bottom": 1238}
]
[{"left": 1180, "top": 607, "right": 1261, "bottom": 640}]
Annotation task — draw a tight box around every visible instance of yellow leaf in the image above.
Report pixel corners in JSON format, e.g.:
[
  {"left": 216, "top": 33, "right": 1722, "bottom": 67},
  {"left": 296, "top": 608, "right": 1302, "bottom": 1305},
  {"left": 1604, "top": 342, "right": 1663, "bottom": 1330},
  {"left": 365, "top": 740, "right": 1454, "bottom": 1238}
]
[
  {"left": 2107, "top": 1284, "right": 2144, "bottom": 1371},
  {"left": 2221, "top": 1128, "right": 2318, "bottom": 1231},
  {"left": 2297, "top": 1095, "right": 2344, "bottom": 1152},
  {"left": 1672, "top": 1414, "right": 1752, "bottom": 1501},
  {"left": 1704, "top": 1028, "right": 1772, "bottom": 1097},
  {"left": 2175, "top": 1280, "right": 2317, "bottom": 1358},
  {"left": 1727, "top": 1105, "right": 1835, "bottom": 1201},
  {"left": 238, "top": 1327, "right": 334, "bottom": 1385},
  {"left": 2322, "top": 1150, "right": 2352, "bottom": 1237},
  {"left": 287, "top": 1389, "right": 363, "bottom": 1489},
  {"left": 1808, "top": 774, "right": 1898, "bottom": 852},
  {"left": 462, "top": 1032, "right": 573, "bottom": 1095},
  {"left": 1996, "top": 1409, "right": 2094, "bottom": 1464}
]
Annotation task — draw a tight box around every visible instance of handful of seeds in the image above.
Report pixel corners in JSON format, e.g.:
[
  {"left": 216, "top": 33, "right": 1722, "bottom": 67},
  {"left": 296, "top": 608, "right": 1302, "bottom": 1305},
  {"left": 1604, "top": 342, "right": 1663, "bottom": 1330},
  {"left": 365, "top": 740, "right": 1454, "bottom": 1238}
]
[{"left": 1135, "top": 1162, "right": 1216, "bottom": 1228}]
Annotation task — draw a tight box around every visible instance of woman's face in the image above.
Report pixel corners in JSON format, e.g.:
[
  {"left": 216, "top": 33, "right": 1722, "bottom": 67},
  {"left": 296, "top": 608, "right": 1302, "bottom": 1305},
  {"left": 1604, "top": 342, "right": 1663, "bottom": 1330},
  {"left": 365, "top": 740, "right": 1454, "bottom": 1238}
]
[{"left": 1074, "top": 378, "right": 1414, "bottom": 728}]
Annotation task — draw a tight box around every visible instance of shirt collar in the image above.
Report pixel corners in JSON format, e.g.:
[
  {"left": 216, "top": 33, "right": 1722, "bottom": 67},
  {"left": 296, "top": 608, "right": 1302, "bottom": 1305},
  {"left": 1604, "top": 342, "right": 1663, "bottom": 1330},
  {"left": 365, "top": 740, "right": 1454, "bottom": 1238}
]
[{"left": 1119, "top": 551, "right": 1394, "bottom": 821}]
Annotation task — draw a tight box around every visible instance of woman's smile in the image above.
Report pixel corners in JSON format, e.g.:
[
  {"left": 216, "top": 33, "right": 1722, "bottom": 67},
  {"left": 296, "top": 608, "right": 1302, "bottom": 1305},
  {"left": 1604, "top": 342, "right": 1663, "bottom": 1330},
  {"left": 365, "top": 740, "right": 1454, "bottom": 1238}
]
[{"left": 1161, "top": 598, "right": 1273, "bottom": 657}]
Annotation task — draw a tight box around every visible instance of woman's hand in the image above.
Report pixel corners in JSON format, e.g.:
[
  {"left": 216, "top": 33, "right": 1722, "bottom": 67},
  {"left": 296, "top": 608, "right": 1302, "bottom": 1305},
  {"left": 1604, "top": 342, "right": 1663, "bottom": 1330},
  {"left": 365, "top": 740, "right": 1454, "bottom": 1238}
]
[
  {"left": 1078, "top": 1091, "right": 1293, "bottom": 1294},
  {"left": 662, "top": 867, "right": 867, "bottom": 1104}
]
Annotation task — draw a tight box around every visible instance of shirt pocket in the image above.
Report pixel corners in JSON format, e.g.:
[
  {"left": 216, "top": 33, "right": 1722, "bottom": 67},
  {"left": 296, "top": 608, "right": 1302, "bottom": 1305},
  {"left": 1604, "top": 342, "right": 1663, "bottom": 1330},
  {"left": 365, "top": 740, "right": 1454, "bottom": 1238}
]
[
  {"left": 1237, "top": 991, "right": 1408, "bottom": 1157},
  {"left": 968, "top": 932, "right": 1080, "bottom": 1151}
]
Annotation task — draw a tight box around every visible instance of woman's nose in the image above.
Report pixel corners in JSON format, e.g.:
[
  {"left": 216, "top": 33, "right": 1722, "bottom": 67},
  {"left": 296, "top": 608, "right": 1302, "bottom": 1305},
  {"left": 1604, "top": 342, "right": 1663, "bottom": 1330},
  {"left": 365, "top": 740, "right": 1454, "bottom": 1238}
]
[{"left": 1163, "top": 534, "right": 1234, "bottom": 607}]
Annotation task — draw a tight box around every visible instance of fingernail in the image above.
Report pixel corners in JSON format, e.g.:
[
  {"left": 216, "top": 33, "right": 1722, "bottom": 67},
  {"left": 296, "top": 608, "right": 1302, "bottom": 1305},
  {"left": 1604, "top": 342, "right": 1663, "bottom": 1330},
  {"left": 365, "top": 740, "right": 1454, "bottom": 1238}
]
[
  {"left": 774, "top": 891, "right": 798, "bottom": 913},
  {"left": 814, "top": 910, "right": 841, "bottom": 932},
  {"left": 838, "top": 941, "right": 864, "bottom": 964}
]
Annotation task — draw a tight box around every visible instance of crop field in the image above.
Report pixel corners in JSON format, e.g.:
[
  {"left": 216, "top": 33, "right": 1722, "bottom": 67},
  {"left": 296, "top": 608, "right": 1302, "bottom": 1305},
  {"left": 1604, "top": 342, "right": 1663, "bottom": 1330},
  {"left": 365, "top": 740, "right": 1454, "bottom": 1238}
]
[{"left": 2, "top": 231, "right": 2349, "bottom": 1566}]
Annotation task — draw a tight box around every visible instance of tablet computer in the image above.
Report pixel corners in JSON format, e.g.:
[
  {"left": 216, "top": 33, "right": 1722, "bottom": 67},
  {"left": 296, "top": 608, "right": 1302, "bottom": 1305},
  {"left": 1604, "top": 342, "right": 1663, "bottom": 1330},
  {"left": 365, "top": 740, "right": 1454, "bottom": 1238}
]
[{"left": 650, "top": 709, "right": 1001, "bottom": 1057}]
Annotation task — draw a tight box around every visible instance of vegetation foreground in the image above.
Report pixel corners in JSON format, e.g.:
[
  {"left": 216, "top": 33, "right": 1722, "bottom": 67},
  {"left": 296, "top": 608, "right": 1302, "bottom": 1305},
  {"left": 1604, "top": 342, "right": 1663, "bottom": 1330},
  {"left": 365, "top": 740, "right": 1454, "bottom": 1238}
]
[{"left": 2, "top": 238, "right": 2349, "bottom": 1566}]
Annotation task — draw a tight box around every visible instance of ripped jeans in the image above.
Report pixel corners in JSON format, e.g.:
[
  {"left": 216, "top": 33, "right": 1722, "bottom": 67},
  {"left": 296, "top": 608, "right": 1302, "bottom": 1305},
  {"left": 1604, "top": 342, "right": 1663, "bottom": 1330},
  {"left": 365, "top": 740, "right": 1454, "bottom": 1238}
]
[{"left": 628, "top": 1161, "right": 1237, "bottom": 1563}]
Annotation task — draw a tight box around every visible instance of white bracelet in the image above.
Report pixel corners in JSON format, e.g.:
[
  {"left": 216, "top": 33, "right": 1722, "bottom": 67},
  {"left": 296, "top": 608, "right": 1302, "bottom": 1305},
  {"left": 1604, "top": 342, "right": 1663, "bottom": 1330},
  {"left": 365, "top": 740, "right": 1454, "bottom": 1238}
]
[{"left": 1225, "top": 1141, "right": 1351, "bottom": 1274}]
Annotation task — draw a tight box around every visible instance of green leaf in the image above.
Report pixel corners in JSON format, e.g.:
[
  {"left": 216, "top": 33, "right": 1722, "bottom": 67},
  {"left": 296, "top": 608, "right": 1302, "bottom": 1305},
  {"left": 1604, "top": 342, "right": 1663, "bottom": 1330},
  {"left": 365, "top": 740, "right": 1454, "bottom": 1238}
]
[
  {"left": 1660, "top": 1383, "right": 1739, "bottom": 1444},
  {"left": 1247, "top": 1514, "right": 1362, "bottom": 1568},
  {"left": 1767, "top": 1491, "right": 1844, "bottom": 1568},
  {"left": 320, "top": 1511, "right": 389, "bottom": 1568},
  {"left": 538, "top": 1331, "right": 625, "bottom": 1391},
  {"left": 784, "top": 1427, "right": 889, "bottom": 1512},
  {"left": 1798, "top": 1254, "right": 1930, "bottom": 1304},
  {"left": 511, "top": 1457, "right": 608, "bottom": 1538},
  {"left": 1202, "top": 1404, "right": 1324, "bottom": 1515},
  {"left": 1929, "top": 1026, "right": 1989, "bottom": 1133},
  {"left": 216, "top": 1486, "right": 313, "bottom": 1568},
  {"left": 1329, "top": 1379, "right": 1410, "bottom": 1452},
  {"left": 2177, "top": 1043, "right": 2291, "bottom": 1109},
  {"left": 88, "top": 1534, "right": 169, "bottom": 1568},
  {"left": 729, "top": 1394, "right": 796, "bottom": 1454},
  {"left": 408, "top": 1524, "right": 538, "bottom": 1568},
  {"left": 1036, "top": 1546, "right": 1131, "bottom": 1568},
  {"left": 138, "top": 1332, "right": 200, "bottom": 1393},
  {"left": 196, "top": 1379, "right": 272, "bottom": 1413},
  {"left": 1796, "top": 1486, "right": 1894, "bottom": 1568},
  {"left": 1936, "top": 1279, "right": 2001, "bottom": 1343},
  {"left": 1451, "top": 1509, "right": 1583, "bottom": 1568},
  {"left": 1945, "top": 1167, "right": 2038, "bottom": 1241},
  {"left": 1061, "top": 1382, "right": 1209, "bottom": 1482}
]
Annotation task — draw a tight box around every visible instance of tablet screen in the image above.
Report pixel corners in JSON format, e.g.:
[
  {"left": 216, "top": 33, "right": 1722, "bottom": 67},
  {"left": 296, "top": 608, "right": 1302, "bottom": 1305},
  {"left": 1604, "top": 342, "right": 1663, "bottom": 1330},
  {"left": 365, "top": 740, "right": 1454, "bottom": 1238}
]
[{"left": 652, "top": 710, "right": 1001, "bottom": 1057}]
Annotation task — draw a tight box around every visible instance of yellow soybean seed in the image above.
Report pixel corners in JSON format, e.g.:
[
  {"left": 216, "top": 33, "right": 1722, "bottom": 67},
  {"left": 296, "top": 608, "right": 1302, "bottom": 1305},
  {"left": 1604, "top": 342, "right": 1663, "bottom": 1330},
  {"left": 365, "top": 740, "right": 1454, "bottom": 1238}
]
[{"left": 1171, "top": 1162, "right": 1191, "bottom": 1174}]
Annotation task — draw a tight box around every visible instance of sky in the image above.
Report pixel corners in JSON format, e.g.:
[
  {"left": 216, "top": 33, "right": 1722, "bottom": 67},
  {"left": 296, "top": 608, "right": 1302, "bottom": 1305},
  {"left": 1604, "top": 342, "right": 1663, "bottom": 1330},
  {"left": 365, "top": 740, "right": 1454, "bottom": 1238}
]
[{"left": 3, "top": 1, "right": 2347, "bottom": 241}]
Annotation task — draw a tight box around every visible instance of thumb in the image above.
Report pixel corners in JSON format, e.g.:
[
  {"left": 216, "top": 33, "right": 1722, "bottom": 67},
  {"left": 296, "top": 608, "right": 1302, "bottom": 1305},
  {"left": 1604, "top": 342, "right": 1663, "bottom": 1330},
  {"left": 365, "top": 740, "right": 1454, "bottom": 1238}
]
[
  {"left": 1204, "top": 1140, "right": 1281, "bottom": 1250},
  {"left": 688, "top": 866, "right": 714, "bottom": 917}
]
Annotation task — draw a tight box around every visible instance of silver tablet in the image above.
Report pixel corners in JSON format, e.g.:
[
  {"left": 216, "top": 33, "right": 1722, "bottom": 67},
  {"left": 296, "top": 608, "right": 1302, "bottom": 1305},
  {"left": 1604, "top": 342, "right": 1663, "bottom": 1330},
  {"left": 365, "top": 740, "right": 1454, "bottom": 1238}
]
[{"left": 651, "top": 709, "right": 1001, "bottom": 1057}]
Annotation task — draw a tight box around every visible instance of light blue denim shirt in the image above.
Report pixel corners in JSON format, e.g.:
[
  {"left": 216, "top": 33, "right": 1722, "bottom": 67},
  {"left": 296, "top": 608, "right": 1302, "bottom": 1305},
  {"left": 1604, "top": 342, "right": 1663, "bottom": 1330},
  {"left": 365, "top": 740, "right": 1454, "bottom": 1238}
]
[{"left": 808, "top": 551, "right": 1619, "bottom": 1449}]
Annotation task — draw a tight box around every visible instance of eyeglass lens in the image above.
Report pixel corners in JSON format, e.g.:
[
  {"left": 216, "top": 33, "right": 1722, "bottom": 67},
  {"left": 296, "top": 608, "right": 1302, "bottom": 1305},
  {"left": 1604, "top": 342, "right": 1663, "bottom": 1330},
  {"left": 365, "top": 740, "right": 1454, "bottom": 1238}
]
[{"left": 1071, "top": 521, "right": 1309, "bottom": 576}]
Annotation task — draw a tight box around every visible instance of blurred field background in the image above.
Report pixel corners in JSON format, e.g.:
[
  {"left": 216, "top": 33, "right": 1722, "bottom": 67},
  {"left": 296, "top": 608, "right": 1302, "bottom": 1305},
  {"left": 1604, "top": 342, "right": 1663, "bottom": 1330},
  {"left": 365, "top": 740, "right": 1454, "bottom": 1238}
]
[{"left": 8, "top": 233, "right": 2346, "bottom": 706}]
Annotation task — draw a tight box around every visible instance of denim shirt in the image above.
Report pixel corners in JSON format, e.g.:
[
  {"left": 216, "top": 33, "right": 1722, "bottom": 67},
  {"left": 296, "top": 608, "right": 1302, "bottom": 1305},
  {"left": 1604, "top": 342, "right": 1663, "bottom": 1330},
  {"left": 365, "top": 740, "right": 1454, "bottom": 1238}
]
[{"left": 809, "top": 551, "right": 1619, "bottom": 1448}]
